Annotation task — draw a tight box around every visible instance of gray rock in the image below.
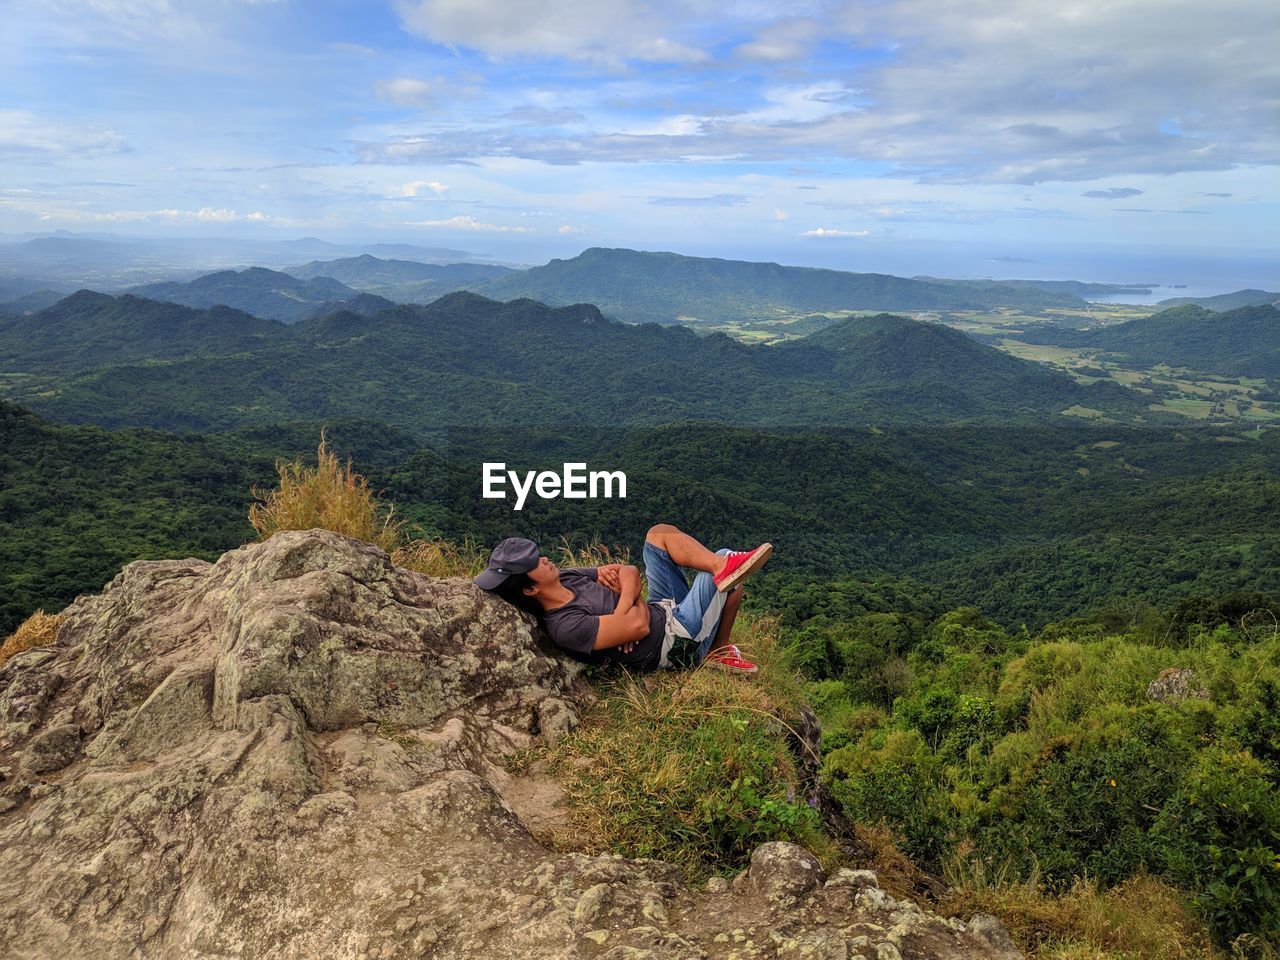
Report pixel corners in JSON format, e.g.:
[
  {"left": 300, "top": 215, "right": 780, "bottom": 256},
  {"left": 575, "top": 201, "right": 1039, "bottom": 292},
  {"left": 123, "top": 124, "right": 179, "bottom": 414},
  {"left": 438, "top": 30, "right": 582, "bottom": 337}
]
[
  {"left": 21, "top": 723, "right": 80, "bottom": 773},
  {"left": 824, "top": 868, "right": 879, "bottom": 891},
  {"left": 0, "top": 531, "right": 1030, "bottom": 960},
  {"left": 748, "top": 841, "right": 824, "bottom": 901},
  {"left": 969, "top": 914, "right": 1025, "bottom": 959},
  {"left": 1146, "top": 668, "right": 1209, "bottom": 703},
  {"left": 536, "top": 696, "right": 579, "bottom": 746}
]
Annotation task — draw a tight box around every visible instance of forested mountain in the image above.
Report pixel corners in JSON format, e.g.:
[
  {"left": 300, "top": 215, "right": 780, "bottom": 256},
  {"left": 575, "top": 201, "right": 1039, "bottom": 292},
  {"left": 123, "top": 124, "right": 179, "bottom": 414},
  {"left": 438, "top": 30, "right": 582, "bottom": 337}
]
[
  {"left": 286, "top": 255, "right": 514, "bottom": 302},
  {"left": 1155, "top": 288, "right": 1280, "bottom": 310},
  {"left": 469, "top": 247, "right": 1086, "bottom": 323},
  {"left": 911, "top": 276, "right": 1138, "bottom": 303},
  {"left": 0, "top": 290, "right": 284, "bottom": 372},
  {"left": 130, "top": 267, "right": 365, "bottom": 322},
  {"left": 1015, "top": 303, "right": 1280, "bottom": 378},
  {"left": 5, "top": 402, "right": 1277, "bottom": 636},
  {"left": 1, "top": 291, "right": 1146, "bottom": 432},
  {"left": 0, "top": 288, "right": 65, "bottom": 316}
]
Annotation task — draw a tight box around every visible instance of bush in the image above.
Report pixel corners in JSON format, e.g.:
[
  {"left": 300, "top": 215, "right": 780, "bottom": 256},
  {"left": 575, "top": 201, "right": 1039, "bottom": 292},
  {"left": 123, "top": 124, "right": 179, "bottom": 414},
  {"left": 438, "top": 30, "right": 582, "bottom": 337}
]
[
  {"left": 1154, "top": 747, "right": 1280, "bottom": 946},
  {"left": 0, "top": 608, "right": 65, "bottom": 668},
  {"left": 536, "top": 614, "right": 831, "bottom": 879},
  {"left": 248, "top": 433, "right": 402, "bottom": 550}
]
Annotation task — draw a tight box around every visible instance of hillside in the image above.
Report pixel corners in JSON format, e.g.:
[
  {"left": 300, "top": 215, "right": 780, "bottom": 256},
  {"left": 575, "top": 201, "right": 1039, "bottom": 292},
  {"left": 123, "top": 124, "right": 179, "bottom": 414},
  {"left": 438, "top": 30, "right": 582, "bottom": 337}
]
[
  {"left": 6, "top": 403, "right": 1278, "bottom": 636},
  {"left": 0, "top": 291, "right": 1146, "bottom": 432},
  {"left": 1155, "top": 288, "right": 1280, "bottom": 311},
  {"left": 286, "top": 254, "right": 514, "bottom": 302},
  {"left": 912, "top": 276, "right": 1134, "bottom": 305},
  {"left": 1016, "top": 303, "right": 1280, "bottom": 378},
  {"left": 130, "top": 267, "right": 365, "bottom": 322},
  {"left": 0, "top": 290, "right": 285, "bottom": 372},
  {"left": 470, "top": 248, "right": 1086, "bottom": 324}
]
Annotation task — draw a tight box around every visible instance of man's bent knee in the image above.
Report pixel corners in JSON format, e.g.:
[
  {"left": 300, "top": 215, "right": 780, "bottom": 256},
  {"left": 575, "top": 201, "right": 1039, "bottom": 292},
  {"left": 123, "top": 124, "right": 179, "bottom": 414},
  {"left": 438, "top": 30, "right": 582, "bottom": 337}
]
[{"left": 646, "top": 523, "right": 680, "bottom": 546}]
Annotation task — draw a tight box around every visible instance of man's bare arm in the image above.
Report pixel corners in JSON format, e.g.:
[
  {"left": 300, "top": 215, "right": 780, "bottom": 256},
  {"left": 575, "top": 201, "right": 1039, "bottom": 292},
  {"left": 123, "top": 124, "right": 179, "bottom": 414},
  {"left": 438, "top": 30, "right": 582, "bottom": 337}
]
[{"left": 593, "top": 604, "right": 650, "bottom": 649}]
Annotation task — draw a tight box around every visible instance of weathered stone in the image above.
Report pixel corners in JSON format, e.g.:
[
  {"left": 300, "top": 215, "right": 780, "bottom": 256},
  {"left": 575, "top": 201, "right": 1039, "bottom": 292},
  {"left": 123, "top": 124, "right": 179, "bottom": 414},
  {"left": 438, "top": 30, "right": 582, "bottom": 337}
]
[
  {"left": 968, "top": 914, "right": 1025, "bottom": 959},
  {"left": 824, "top": 868, "right": 879, "bottom": 891},
  {"left": 0, "top": 531, "right": 1028, "bottom": 960},
  {"left": 21, "top": 722, "right": 80, "bottom": 773},
  {"left": 536, "top": 696, "right": 579, "bottom": 746},
  {"left": 1146, "top": 668, "right": 1209, "bottom": 703},
  {"left": 748, "top": 841, "right": 824, "bottom": 901}
]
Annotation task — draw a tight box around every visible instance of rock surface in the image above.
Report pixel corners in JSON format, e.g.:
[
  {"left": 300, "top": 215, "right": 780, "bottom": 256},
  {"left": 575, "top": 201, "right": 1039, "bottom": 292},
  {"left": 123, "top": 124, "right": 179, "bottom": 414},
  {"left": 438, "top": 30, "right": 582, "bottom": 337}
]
[
  {"left": 0, "top": 530, "right": 1022, "bottom": 960},
  {"left": 1146, "top": 667, "right": 1209, "bottom": 703}
]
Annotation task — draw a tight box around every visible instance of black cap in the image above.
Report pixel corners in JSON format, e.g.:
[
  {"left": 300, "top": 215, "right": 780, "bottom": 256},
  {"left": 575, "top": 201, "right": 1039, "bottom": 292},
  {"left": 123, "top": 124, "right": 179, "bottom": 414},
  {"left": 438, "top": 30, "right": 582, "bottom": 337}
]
[{"left": 474, "top": 537, "right": 540, "bottom": 590}]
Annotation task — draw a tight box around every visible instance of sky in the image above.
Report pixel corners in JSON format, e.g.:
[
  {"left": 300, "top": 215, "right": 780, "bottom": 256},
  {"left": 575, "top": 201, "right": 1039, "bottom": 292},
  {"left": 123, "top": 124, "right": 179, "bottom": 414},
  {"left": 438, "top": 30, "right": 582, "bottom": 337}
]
[{"left": 2, "top": 0, "right": 1278, "bottom": 283}]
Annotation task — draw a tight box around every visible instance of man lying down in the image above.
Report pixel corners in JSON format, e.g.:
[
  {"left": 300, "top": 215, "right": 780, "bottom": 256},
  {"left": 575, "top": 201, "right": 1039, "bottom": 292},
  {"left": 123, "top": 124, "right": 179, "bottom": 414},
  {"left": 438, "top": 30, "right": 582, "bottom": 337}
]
[{"left": 475, "top": 523, "right": 772, "bottom": 674}]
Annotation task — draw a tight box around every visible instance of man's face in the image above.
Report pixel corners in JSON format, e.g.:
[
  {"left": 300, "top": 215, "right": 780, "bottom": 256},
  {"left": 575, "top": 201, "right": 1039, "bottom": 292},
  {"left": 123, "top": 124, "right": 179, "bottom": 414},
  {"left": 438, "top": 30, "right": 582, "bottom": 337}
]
[{"left": 523, "top": 555, "right": 559, "bottom": 591}]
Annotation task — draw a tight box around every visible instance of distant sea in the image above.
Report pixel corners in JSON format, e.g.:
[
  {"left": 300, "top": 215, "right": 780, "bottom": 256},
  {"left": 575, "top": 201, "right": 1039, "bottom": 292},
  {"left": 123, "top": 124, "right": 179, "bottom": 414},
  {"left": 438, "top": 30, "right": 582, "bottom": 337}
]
[{"left": 756, "top": 240, "right": 1280, "bottom": 306}]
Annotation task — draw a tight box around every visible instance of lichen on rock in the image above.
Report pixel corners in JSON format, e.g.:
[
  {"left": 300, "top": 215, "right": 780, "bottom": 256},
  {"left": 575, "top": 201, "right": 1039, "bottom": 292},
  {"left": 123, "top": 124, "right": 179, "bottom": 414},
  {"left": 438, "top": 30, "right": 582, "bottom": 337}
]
[{"left": 0, "top": 530, "right": 1022, "bottom": 959}]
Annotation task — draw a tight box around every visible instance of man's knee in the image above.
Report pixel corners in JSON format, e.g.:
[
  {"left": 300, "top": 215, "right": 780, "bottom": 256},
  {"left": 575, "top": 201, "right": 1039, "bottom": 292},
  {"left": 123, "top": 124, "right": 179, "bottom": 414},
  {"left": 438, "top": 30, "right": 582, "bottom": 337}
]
[{"left": 646, "top": 523, "right": 680, "bottom": 546}]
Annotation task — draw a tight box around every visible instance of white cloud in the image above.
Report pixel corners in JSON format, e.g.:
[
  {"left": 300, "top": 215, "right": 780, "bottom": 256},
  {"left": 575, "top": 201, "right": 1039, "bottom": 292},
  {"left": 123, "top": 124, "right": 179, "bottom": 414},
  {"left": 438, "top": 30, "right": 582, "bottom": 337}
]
[
  {"left": 395, "top": 0, "right": 707, "bottom": 66},
  {"left": 558, "top": 224, "right": 583, "bottom": 234},
  {"left": 0, "top": 109, "right": 128, "bottom": 160},
  {"left": 736, "top": 18, "right": 822, "bottom": 62},
  {"left": 31, "top": 205, "right": 269, "bottom": 223},
  {"left": 409, "top": 215, "right": 533, "bottom": 233},
  {"left": 376, "top": 77, "right": 449, "bottom": 108},
  {"left": 824, "top": 0, "right": 1280, "bottom": 183},
  {"left": 401, "top": 179, "right": 449, "bottom": 197},
  {"left": 364, "top": 0, "right": 1278, "bottom": 185},
  {"left": 800, "top": 227, "right": 869, "bottom": 238},
  {"left": 773, "top": 208, "right": 789, "bottom": 221}
]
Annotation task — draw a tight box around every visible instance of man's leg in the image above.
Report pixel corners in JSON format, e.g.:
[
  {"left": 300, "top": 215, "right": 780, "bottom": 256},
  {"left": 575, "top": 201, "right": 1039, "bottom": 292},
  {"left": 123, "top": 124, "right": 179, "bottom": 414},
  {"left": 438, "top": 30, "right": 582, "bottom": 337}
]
[
  {"left": 710, "top": 586, "right": 744, "bottom": 650},
  {"left": 645, "top": 524, "right": 727, "bottom": 577},
  {"left": 673, "top": 549, "right": 731, "bottom": 658}
]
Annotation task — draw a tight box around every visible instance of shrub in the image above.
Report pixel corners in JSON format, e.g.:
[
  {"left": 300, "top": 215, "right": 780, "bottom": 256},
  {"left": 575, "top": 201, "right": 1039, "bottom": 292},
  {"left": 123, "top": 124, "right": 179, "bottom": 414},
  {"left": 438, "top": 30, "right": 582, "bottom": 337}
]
[
  {"left": 1154, "top": 747, "right": 1280, "bottom": 946},
  {"left": 942, "top": 870, "right": 1218, "bottom": 960},
  {"left": 392, "top": 536, "right": 489, "bottom": 578},
  {"left": 248, "top": 433, "right": 402, "bottom": 550},
  {"left": 537, "top": 613, "right": 831, "bottom": 879},
  {"left": 0, "top": 609, "right": 65, "bottom": 668}
]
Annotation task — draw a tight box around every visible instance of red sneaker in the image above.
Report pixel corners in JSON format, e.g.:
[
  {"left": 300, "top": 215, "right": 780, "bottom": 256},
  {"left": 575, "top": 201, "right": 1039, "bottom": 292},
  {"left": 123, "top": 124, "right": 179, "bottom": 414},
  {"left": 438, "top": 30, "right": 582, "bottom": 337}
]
[
  {"left": 713, "top": 543, "right": 772, "bottom": 593},
  {"left": 705, "top": 644, "right": 759, "bottom": 674}
]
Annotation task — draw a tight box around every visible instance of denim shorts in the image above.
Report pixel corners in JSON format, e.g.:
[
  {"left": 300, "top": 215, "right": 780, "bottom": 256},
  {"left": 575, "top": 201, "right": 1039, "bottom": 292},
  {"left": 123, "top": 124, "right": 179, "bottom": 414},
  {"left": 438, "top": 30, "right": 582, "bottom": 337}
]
[{"left": 643, "top": 541, "right": 730, "bottom": 663}]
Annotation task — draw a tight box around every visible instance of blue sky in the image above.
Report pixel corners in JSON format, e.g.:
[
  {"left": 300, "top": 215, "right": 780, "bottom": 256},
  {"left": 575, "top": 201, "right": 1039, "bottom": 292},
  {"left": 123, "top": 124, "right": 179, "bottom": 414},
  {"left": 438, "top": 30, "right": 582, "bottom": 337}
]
[{"left": 3, "top": 0, "right": 1277, "bottom": 282}]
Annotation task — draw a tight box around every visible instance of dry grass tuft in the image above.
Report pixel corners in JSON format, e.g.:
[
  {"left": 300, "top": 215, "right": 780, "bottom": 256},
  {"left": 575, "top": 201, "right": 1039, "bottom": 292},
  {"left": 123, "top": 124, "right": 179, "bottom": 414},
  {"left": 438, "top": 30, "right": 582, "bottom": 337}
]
[
  {"left": 555, "top": 538, "right": 633, "bottom": 573},
  {"left": 942, "top": 866, "right": 1222, "bottom": 960},
  {"left": 248, "top": 433, "right": 402, "bottom": 551},
  {"left": 0, "top": 609, "right": 65, "bottom": 669},
  {"left": 392, "top": 536, "right": 490, "bottom": 579}
]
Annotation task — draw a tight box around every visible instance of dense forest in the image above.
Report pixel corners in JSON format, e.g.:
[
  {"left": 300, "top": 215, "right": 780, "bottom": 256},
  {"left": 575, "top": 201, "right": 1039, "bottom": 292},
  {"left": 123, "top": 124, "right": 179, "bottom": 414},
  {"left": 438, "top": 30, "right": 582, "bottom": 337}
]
[
  {"left": 0, "top": 290, "right": 1151, "bottom": 432},
  {"left": 468, "top": 247, "right": 1088, "bottom": 323},
  {"left": 1011, "top": 303, "right": 1280, "bottom": 380},
  {"left": 5, "top": 402, "right": 1277, "bottom": 636}
]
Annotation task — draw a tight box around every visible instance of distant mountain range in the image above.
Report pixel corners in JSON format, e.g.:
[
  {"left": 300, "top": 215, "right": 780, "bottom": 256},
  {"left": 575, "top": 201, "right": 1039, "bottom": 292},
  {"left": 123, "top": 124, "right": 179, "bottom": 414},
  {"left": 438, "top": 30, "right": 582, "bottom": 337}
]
[
  {"left": 128, "top": 267, "right": 370, "bottom": 323},
  {"left": 0, "top": 290, "right": 1145, "bottom": 432},
  {"left": 1012, "top": 303, "right": 1280, "bottom": 379},
  {"left": 1155, "top": 289, "right": 1280, "bottom": 311},
  {"left": 0, "top": 290, "right": 283, "bottom": 372},
  {"left": 286, "top": 255, "right": 515, "bottom": 303},
  {"left": 466, "top": 247, "right": 1089, "bottom": 323},
  {"left": 0, "top": 233, "right": 486, "bottom": 289}
]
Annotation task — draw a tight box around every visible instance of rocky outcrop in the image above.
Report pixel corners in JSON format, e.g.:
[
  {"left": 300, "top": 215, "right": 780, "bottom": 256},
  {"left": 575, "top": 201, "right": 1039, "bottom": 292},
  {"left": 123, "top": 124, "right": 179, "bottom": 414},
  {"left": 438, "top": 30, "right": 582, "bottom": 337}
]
[
  {"left": 1146, "top": 667, "right": 1209, "bottom": 703},
  {"left": 0, "top": 530, "right": 1022, "bottom": 960}
]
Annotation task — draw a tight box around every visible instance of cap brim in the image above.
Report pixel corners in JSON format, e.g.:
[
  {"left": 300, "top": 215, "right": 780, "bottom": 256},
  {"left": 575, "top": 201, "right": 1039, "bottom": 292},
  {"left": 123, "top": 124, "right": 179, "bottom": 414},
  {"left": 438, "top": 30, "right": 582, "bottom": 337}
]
[{"left": 474, "top": 568, "right": 511, "bottom": 590}]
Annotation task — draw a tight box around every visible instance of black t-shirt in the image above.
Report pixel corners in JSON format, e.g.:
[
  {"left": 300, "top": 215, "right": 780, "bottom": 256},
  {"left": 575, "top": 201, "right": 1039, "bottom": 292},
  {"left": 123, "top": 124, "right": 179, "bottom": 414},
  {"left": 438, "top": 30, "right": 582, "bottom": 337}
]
[{"left": 542, "top": 568, "right": 665, "bottom": 671}]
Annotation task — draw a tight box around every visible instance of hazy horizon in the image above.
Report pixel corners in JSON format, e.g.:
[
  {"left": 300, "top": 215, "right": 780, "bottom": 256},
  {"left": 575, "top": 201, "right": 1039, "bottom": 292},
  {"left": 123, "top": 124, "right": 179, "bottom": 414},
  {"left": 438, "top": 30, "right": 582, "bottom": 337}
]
[{"left": 4, "top": 0, "right": 1277, "bottom": 287}]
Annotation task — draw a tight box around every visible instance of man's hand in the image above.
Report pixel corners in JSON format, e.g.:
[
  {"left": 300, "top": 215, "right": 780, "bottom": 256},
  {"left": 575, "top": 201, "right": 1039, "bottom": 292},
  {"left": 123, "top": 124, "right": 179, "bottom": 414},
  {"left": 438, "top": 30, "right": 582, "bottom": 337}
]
[{"left": 596, "top": 563, "right": 624, "bottom": 592}]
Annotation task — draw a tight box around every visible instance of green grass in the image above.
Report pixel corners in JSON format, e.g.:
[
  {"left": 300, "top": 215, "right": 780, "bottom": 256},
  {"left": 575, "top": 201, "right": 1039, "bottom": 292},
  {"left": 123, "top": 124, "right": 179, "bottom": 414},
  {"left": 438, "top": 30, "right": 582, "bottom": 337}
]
[{"left": 531, "top": 613, "right": 834, "bottom": 880}]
